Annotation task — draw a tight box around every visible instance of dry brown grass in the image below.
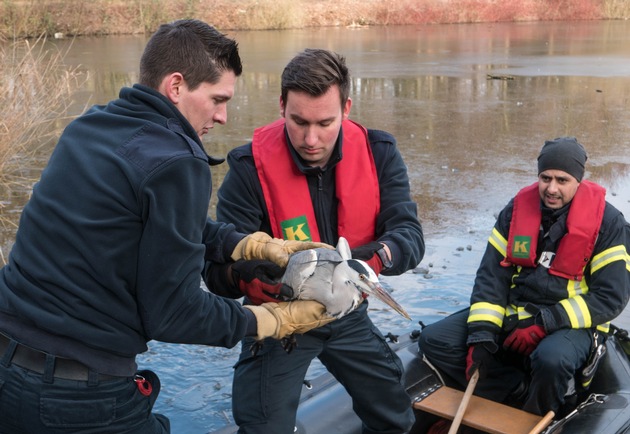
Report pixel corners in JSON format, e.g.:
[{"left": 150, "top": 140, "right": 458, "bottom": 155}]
[
  {"left": 0, "top": 36, "right": 86, "bottom": 232},
  {"left": 0, "top": 0, "right": 628, "bottom": 39}
]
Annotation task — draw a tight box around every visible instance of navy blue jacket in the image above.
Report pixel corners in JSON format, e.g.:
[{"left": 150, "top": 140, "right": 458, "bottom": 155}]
[
  {"left": 208, "top": 125, "right": 424, "bottom": 298},
  {"left": 0, "top": 85, "right": 248, "bottom": 375}
]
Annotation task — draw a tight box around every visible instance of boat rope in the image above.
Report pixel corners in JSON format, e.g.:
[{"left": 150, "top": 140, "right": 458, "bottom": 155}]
[
  {"left": 543, "top": 393, "right": 607, "bottom": 433},
  {"left": 421, "top": 353, "right": 447, "bottom": 386}
]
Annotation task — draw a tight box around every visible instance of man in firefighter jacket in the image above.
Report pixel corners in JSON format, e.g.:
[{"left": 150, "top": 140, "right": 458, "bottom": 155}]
[
  {"left": 419, "top": 137, "right": 630, "bottom": 417},
  {"left": 205, "top": 49, "right": 424, "bottom": 433}
]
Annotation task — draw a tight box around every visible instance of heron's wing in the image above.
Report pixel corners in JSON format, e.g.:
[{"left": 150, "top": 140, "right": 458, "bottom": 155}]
[
  {"left": 288, "top": 247, "right": 345, "bottom": 312},
  {"left": 313, "top": 247, "right": 343, "bottom": 264},
  {"left": 281, "top": 249, "right": 319, "bottom": 298}
]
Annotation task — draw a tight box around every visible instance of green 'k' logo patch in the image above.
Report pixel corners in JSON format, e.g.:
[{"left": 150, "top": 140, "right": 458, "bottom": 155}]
[
  {"left": 512, "top": 235, "right": 531, "bottom": 258},
  {"left": 281, "top": 215, "right": 312, "bottom": 241}
]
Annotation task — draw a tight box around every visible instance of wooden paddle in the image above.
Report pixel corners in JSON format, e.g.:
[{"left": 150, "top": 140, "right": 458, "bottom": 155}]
[
  {"left": 448, "top": 369, "right": 480, "bottom": 434},
  {"left": 527, "top": 410, "right": 555, "bottom": 434}
]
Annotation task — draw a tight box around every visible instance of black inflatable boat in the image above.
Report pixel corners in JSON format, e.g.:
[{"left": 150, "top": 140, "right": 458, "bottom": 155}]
[{"left": 213, "top": 323, "right": 630, "bottom": 433}]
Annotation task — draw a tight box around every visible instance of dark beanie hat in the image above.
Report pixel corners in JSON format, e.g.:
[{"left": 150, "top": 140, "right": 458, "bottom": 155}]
[{"left": 537, "top": 137, "right": 588, "bottom": 181}]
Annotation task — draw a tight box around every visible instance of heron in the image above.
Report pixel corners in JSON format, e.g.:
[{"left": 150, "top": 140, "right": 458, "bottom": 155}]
[
  {"left": 271, "top": 237, "right": 410, "bottom": 353},
  {"left": 282, "top": 237, "right": 410, "bottom": 320}
]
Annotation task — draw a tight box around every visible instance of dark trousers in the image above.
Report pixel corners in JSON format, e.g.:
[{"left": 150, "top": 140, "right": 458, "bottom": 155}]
[
  {"left": 418, "top": 309, "right": 593, "bottom": 415},
  {"left": 0, "top": 338, "right": 170, "bottom": 433},
  {"left": 232, "top": 302, "right": 415, "bottom": 434}
]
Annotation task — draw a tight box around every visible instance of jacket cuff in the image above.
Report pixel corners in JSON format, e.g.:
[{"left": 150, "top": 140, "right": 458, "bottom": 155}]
[
  {"left": 540, "top": 305, "right": 569, "bottom": 334},
  {"left": 467, "top": 322, "right": 500, "bottom": 351},
  {"left": 385, "top": 241, "right": 401, "bottom": 270},
  {"left": 203, "top": 262, "right": 241, "bottom": 298}
]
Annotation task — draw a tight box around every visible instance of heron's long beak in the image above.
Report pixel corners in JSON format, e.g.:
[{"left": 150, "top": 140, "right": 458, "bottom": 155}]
[{"left": 367, "top": 282, "right": 411, "bottom": 320}]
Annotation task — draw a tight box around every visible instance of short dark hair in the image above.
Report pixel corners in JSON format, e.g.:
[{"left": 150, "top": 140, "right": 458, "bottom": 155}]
[
  {"left": 139, "top": 19, "right": 242, "bottom": 90},
  {"left": 281, "top": 48, "right": 350, "bottom": 108}
]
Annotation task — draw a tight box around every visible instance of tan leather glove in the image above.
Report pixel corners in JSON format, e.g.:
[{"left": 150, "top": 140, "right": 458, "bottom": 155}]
[
  {"left": 232, "top": 232, "right": 332, "bottom": 267},
  {"left": 244, "top": 300, "right": 335, "bottom": 340}
]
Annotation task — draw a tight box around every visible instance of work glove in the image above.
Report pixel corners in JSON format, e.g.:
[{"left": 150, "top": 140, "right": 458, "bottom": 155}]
[
  {"left": 244, "top": 300, "right": 335, "bottom": 340},
  {"left": 351, "top": 241, "right": 386, "bottom": 275},
  {"left": 466, "top": 342, "right": 499, "bottom": 381},
  {"left": 232, "top": 232, "right": 331, "bottom": 267},
  {"left": 231, "top": 260, "right": 293, "bottom": 305},
  {"left": 503, "top": 316, "right": 547, "bottom": 356}
]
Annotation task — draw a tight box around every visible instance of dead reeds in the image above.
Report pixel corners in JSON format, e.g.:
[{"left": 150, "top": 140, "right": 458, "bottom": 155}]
[
  {"left": 1, "top": 0, "right": 630, "bottom": 39},
  {"left": 0, "top": 36, "right": 86, "bottom": 250}
]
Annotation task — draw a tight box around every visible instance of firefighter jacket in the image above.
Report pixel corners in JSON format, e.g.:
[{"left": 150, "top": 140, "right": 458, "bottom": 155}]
[{"left": 467, "top": 181, "right": 630, "bottom": 346}]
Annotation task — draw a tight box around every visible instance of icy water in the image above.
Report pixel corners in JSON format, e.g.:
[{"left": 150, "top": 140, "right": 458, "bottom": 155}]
[{"left": 3, "top": 20, "right": 630, "bottom": 433}]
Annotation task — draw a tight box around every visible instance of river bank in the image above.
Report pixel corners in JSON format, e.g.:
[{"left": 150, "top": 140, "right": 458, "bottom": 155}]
[{"left": 1, "top": 0, "right": 630, "bottom": 39}]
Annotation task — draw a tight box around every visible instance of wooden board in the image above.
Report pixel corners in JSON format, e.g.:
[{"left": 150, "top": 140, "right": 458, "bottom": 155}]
[{"left": 413, "top": 385, "right": 551, "bottom": 434}]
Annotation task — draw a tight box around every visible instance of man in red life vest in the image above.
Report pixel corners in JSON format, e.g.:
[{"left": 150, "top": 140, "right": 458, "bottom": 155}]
[
  {"left": 418, "top": 137, "right": 630, "bottom": 421},
  {"left": 206, "top": 49, "right": 424, "bottom": 433}
]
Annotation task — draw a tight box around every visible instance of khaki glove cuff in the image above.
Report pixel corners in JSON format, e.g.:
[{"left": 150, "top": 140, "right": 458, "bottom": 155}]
[
  {"left": 267, "top": 300, "right": 334, "bottom": 338},
  {"left": 244, "top": 305, "right": 280, "bottom": 340},
  {"left": 245, "top": 301, "right": 334, "bottom": 340}
]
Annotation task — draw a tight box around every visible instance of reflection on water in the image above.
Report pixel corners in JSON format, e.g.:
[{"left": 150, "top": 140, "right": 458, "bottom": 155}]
[
  {"left": 1, "top": 20, "right": 630, "bottom": 432},
  {"left": 20, "top": 20, "right": 629, "bottom": 241}
]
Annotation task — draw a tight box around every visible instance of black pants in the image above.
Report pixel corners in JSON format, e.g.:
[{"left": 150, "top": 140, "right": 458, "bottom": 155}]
[
  {"left": 418, "top": 309, "right": 592, "bottom": 415},
  {"left": 0, "top": 338, "right": 170, "bottom": 433}
]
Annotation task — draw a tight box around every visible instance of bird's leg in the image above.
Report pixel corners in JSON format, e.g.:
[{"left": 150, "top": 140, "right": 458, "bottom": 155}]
[
  {"left": 281, "top": 334, "right": 298, "bottom": 354},
  {"left": 249, "top": 340, "right": 264, "bottom": 356}
]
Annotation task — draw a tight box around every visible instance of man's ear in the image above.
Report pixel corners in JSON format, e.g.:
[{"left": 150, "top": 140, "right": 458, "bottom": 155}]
[
  {"left": 279, "top": 95, "right": 285, "bottom": 117},
  {"left": 342, "top": 97, "right": 352, "bottom": 120},
  {"left": 158, "top": 72, "right": 185, "bottom": 104}
]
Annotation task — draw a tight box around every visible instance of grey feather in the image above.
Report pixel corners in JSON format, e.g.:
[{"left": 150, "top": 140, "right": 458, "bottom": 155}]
[{"left": 281, "top": 237, "right": 410, "bottom": 320}]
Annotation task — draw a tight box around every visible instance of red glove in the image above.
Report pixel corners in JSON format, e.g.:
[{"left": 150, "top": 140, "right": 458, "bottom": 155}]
[
  {"left": 364, "top": 255, "right": 383, "bottom": 276},
  {"left": 466, "top": 344, "right": 497, "bottom": 380},
  {"left": 231, "top": 260, "right": 293, "bottom": 305},
  {"left": 351, "top": 242, "right": 386, "bottom": 275},
  {"left": 503, "top": 321, "right": 546, "bottom": 356}
]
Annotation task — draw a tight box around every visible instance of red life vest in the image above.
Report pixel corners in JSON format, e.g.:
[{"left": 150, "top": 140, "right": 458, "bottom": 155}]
[
  {"left": 501, "top": 180, "right": 606, "bottom": 281},
  {"left": 252, "top": 118, "right": 379, "bottom": 248}
]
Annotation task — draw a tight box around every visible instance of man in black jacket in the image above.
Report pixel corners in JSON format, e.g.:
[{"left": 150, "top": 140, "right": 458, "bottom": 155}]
[
  {"left": 210, "top": 48, "right": 425, "bottom": 434},
  {"left": 0, "top": 20, "right": 332, "bottom": 433}
]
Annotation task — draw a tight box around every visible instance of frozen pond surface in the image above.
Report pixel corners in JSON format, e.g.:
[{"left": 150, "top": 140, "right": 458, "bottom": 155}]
[{"left": 2, "top": 19, "right": 630, "bottom": 433}]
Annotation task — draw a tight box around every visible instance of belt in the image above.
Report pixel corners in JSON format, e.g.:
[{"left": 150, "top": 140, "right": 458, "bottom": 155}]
[{"left": 0, "top": 333, "right": 120, "bottom": 381}]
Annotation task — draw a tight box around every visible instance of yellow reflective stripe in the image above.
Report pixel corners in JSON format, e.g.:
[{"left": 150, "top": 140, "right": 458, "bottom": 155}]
[
  {"left": 596, "top": 322, "right": 610, "bottom": 333},
  {"left": 590, "top": 245, "right": 628, "bottom": 274},
  {"left": 488, "top": 228, "right": 507, "bottom": 258},
  {"left": 505, "top": 305, "right": 534, "bottom": 320},
  {"left": 566, "top": 277, "right": 588, "bottom": 299},
  {"left": 468, "top": 302, "right": 505, "bottom": 327},
  {"left": 559, "top": 296, "right": 592, "bottom": 329},
  {"left": 517, "top": 307, "right": 534, "bottom": 321},
  {"left": 505, "top": 305, "right": 518, "bottom": 316}
]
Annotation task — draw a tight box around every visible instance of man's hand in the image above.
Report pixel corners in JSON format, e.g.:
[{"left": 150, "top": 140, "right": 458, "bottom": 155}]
[
  {"left": 244, "top": 300, "right": 335, "bottom": 340},
  {"left": 232, "top": 232, "right": 332, "bottom": 267},
  {"left": 503, "top": 318, "right": 547, "bottom": 356},
  {"left": 466, "top": 343, "right": 498, "bottom": 381},
  {"left": 231, "top": 260, "right": 293, "bottom": 305}
]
